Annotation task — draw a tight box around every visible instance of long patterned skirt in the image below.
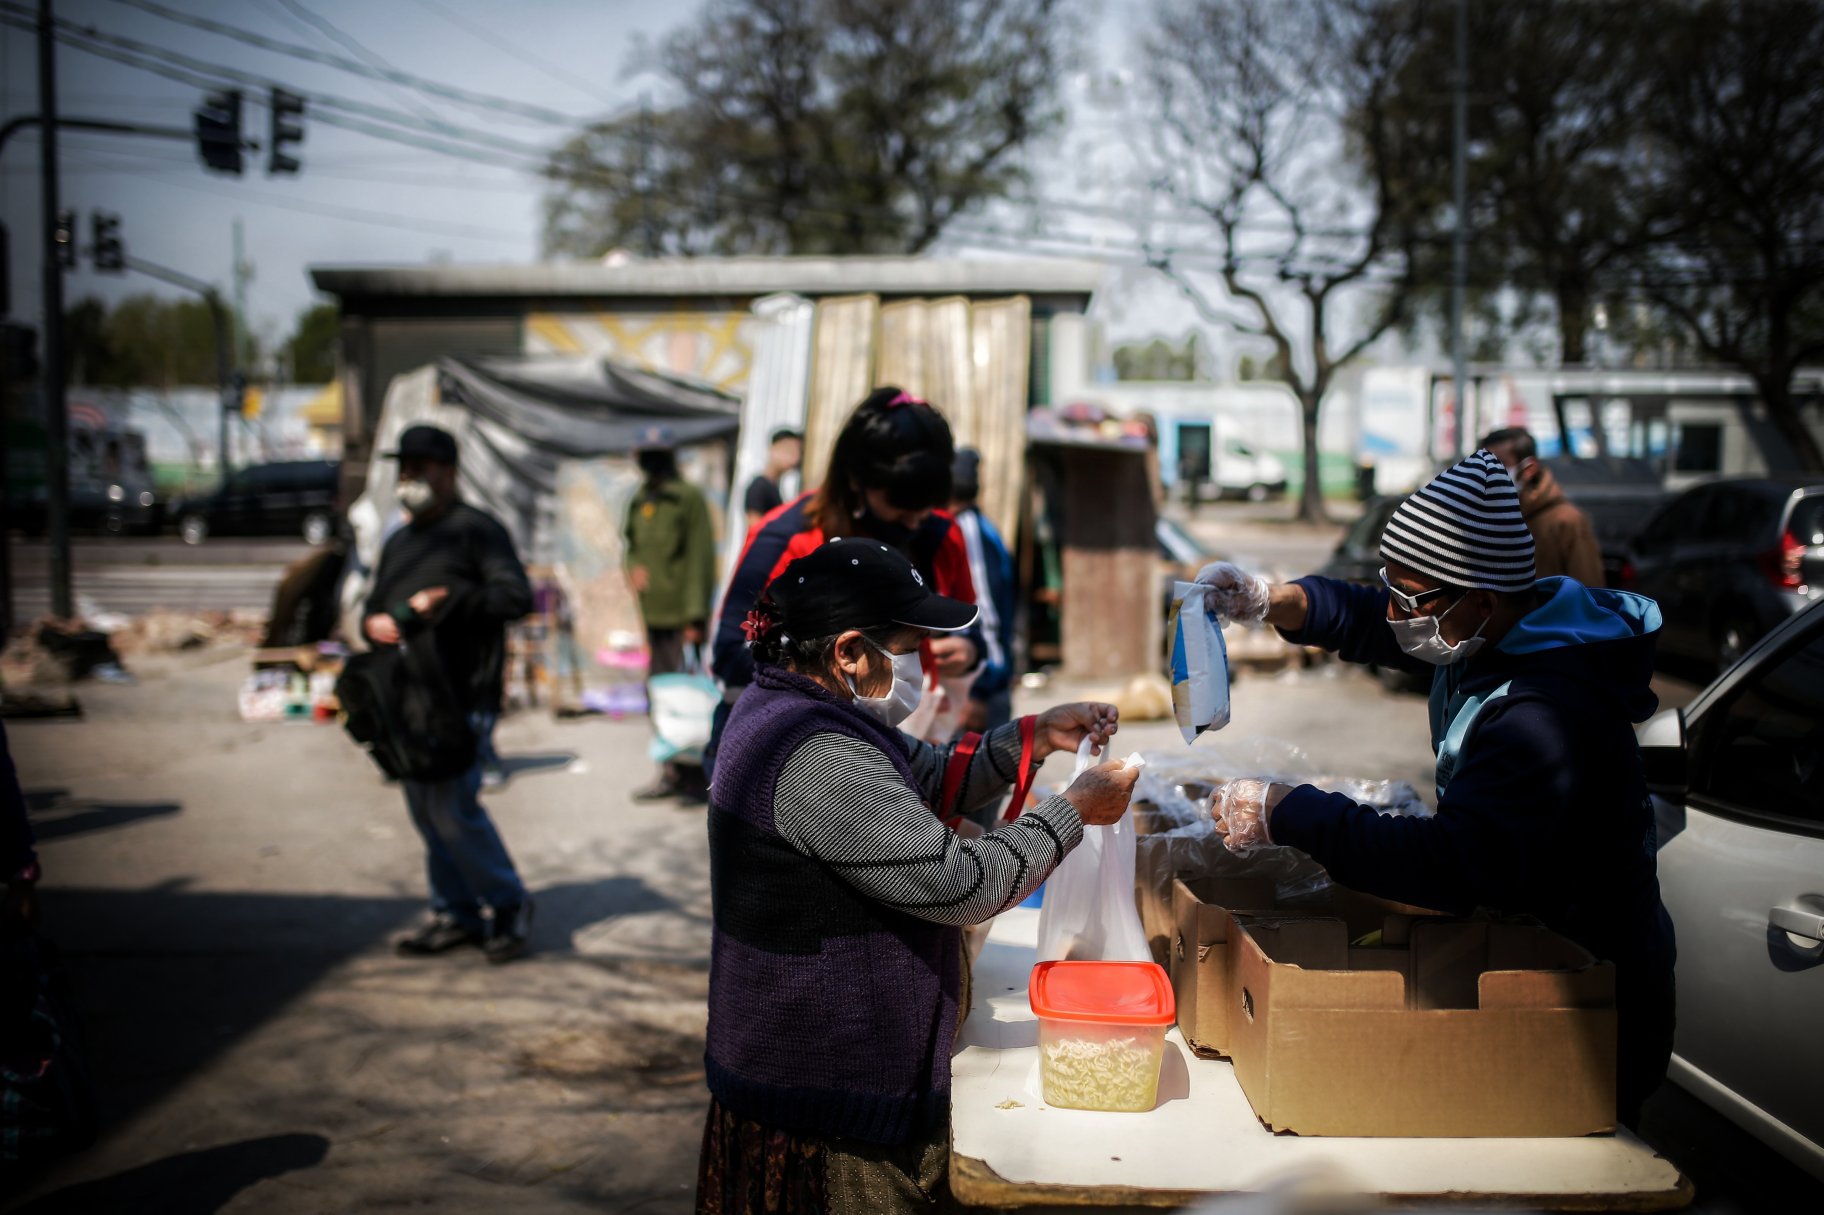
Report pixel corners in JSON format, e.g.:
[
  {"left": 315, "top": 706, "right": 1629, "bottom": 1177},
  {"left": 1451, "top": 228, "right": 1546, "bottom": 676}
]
[{"left": 694, "top": 1099, "right": 951, "bottom": 1215}]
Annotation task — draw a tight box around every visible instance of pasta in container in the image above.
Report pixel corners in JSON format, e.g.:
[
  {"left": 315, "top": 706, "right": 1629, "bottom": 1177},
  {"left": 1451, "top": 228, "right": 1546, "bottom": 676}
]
[{"left": 1028, "top": 960, "right": 1176, "bottom": 1113}]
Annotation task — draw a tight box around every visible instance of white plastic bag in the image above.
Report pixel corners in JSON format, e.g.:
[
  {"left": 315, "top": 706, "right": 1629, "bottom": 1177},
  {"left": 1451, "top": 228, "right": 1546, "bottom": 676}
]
[
  {"left": 1168, "top": 581, "right": 1232, "bottom": 745},
  {"left": 1035, "top": 739, "right": 1151, "bottom": 963},
  {"left": 649, "top": 645, "right": 719, "bottom": 764}
]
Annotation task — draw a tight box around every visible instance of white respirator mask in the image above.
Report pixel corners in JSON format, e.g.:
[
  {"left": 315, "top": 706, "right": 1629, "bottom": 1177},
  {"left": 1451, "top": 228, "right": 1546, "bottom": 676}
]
[
  {"left": 1387, "top": 592, "right": 1487, "bottom": 666},
  {"left": 845, "top": 638, "right": 926, "bottom": 728},
  {"left": 395, "top": 479, "right": 436, "bottom": 513}
]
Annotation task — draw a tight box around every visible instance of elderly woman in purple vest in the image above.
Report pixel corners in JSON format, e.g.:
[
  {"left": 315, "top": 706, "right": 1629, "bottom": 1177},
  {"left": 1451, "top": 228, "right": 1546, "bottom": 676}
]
[{"left": 698, "top": 537, "right": 1139, "bottom": 1214}]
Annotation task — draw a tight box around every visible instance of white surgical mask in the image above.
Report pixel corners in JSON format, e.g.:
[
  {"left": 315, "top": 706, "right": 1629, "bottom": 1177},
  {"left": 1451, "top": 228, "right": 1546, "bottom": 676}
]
[
  {"left": 845, "top": 639, "right": 925, "bottom": 728},
  {"left": 1387, "top": 592, "right": 1487, "bottom": 666},
  {"left": 396, "top": 479, "right": 435, "bottom": 512}
]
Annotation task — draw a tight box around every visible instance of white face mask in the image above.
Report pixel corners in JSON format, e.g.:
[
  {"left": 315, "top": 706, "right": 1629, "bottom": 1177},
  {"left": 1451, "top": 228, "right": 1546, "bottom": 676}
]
[
  {"left": 1388, "top": 592, "right": 1488, "bottom": 666},
  {"left": 396, "top": 479, "right": 436, "bottom": 512},
  {"left": 844, "top": 639, "right": 925, "bottom": 728}
]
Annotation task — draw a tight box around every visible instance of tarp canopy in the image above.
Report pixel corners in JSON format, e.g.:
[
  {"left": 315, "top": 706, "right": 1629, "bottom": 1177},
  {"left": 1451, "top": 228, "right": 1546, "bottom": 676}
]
[
  {"left": 438, "top": 355, "right": 741, "bottom": 454},
  {"left": 340, "top": 355, "right": 739, "bottom": 649}
]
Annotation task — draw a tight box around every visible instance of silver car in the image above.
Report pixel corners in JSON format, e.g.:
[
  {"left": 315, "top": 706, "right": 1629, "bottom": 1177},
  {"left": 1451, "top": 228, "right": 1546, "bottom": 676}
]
[{"left": 1638, "top": 600, "right": 1824, "bottom": 1182}]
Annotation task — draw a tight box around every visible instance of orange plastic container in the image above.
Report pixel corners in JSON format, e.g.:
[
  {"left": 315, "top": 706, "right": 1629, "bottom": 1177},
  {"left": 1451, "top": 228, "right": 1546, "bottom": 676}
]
[{"left": 1028, "top": 960, "right": 1175, "bottom": 1112}]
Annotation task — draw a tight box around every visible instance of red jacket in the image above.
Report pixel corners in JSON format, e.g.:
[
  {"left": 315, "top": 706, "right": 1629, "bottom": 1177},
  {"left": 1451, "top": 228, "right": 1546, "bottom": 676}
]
[{"left": 711, "top": 494, "right": 977, "bottom": 690}]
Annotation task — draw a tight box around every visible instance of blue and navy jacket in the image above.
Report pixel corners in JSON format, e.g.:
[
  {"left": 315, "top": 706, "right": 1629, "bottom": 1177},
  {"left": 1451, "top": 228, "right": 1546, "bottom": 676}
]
[{"left": 1272, "top": 576, "right": 1677, "bottom": 1108}]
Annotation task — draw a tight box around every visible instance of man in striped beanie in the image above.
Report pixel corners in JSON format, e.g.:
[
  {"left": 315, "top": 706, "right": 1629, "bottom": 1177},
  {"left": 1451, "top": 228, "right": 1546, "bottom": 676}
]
[{"left": 1194, "top": 450, "right": 1676, "bottom": 1129}]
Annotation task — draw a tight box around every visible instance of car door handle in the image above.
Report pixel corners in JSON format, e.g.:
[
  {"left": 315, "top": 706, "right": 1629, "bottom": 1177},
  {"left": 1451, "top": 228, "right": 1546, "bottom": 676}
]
[{"left": 1770, "top": 904, "right": 1824, "bottom": 944}]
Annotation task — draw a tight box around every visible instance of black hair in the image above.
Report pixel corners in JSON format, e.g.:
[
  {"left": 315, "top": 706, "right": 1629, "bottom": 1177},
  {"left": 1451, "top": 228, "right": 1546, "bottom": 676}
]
[
  {"left": 809, "top": 386, "right": 955, "bottom": 536},
  {"left": 637, "top": 448, "right": 678, "bottom": 479},
  {"left": 1479, "top": 427, "right": 1537, "bottom": 461},
  {"left": 770, "top": 428, "right": 803, "bottom": 445},
  {"left": 744, "top": 592, "right": 901, "bottom": 674}
]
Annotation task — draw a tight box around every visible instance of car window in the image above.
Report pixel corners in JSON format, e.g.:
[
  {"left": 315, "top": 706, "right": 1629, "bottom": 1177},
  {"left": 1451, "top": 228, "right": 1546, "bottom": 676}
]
[
  {"left": 227, "top": 468, "right": 260, "bottom": 493},
  {"left": 1786, "top": 494, "right": 1824, "bottom": 546},
  {"left": 1692, "top": 618, "right": 1824, "bottom": 831},
  {"left": 1691, "top": 487, "right": 1751, "bottom": 542},
  {"left": 1636, "top": 489, "right": 1706, "bottom": 551}
]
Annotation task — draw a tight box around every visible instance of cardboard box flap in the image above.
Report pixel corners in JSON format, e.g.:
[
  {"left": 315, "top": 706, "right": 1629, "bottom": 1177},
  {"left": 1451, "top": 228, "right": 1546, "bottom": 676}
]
[
  {"left": 1173, "top": 876, "right": 1278, "bottom": 939},
  {"left": 1233, "top": 915, "right": 1405, "bottom": 1011},
  {"left": 1485, "top": 921, "right": 1598, "bottom": 972},
  {"left": 1481, "top": 962, "right": 1616, "bottom": 1009}
]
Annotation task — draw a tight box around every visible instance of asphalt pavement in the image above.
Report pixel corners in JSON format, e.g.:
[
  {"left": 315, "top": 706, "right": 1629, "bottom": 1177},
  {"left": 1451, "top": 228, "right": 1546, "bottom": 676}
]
[
  {"left": 4, "top": 646, "right": 1814, "bottom": 1212},
  {"left": 7, "top": 537, "right": 312, "bottom": 619}
]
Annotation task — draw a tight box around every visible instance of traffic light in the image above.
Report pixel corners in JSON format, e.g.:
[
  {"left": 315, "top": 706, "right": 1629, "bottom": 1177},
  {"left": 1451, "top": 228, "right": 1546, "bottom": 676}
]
[
  {"left": 195, "top": 89, "right": 244, "bottom": 175},
  {"left": 268, "top": 88, "right": 304, "bottom": 176},
  {"left": 51, "top": 209, "right": 77, "bottom": 269},
  {"left": 91, "top": 211, "right": 125, "bottom": 273}
]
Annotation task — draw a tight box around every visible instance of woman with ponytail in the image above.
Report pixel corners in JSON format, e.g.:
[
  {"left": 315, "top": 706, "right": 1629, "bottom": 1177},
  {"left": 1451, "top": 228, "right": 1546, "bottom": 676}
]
[{"left": 707, "top": 388, "right": 982, "bottom": 770}]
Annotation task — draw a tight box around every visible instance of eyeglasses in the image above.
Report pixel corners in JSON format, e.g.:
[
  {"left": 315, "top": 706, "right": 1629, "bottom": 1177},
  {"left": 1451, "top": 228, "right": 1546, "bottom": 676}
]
[{"left": 1379, "top": 566, "right": 1457, "bottom": 615}]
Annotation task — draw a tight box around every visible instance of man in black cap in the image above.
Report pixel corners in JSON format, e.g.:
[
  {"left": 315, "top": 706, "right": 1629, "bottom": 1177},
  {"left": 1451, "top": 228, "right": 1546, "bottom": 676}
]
[
  {"left": 364, "top": 424, "right": 536, "bottom": 963},
  {"left": 624, "top": 425, "right": 719, "bottom": 801}
]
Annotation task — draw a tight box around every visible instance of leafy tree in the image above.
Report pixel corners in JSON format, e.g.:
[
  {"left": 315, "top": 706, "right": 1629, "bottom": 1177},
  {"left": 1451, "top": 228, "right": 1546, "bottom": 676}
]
[
  {"left": 542, "top": 0, "right": 1072, "bottom": 257},
  {"left": 1140, "top": 0, "right": 1427, "bottom": 523},
  {"left": 62, "top": 294, "right": 225, "bottom": 388},
  {"left": 1632, "top": 0, "right": 1824, "bottom": 469},
  {"left": 1113, "top": 334, "right": 1208, "bottom": 382},
  {"left": 1376, "top": 0, "right": 1665, "bottom": 366},
  {"left": 286, "top": 303, "right": 340, "bottom": 383}
]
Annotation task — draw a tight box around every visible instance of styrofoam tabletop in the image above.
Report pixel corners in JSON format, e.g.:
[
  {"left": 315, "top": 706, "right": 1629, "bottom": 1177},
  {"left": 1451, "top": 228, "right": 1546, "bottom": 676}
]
[{"left": 950, "top": 908, "right": 1691, "bottom": 1210}]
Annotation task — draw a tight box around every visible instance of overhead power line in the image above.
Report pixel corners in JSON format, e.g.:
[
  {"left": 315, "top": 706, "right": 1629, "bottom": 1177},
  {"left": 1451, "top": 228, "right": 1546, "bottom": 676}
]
[
  {"left": 403, "top": 0, "right": 623, "bottom": 106},
  {"left": 105, "top": 0, "right": 598, "bottom": 126},
  {"left": 269, "top": 0, "right": 452, "bottom": 131}
]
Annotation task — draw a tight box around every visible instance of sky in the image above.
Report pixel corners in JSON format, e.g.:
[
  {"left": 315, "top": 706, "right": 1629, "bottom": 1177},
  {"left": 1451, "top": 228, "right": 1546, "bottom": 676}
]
[
  {"left": 1, "top": 0, "right": 710, "bottom": 348},
  {"left": 0, "top": 0, "right": 1349, "bottom": 373}
]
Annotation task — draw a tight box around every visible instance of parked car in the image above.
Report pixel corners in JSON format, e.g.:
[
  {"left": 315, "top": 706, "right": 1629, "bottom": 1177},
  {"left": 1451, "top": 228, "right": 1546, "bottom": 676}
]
[
  {"left": 1318, "top": 495, "right": 1427, "bottom": 692},
  {"left": 1637, "top": 600, "right": 1824, "bottom": 1182},
  {"left": 1211, "top": 439, "right": 1288, "bottom": 502},
  {"left": 172, "top": 459, "right": 342, "bottom": 545},
  {"left": 1541, "top": 457, "right": 1670, "bottom": 589},
  {"left": 1625, "top": 477, "right": 1823, "bottom": 672}
]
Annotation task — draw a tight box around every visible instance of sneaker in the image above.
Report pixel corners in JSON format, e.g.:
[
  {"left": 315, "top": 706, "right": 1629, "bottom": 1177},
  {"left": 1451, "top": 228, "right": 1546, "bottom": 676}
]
[
  {"left": 485, "top": 900, "right": 534, "bottom": 965},
  {"left": 395, "top": 914, "right": 483, "bottom": 956},
  {"left": 630, "top": 778, "right": 682, "bottom": 802}
]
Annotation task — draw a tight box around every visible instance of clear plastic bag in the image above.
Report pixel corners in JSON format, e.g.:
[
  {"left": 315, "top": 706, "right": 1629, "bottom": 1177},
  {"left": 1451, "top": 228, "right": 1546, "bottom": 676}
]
[{"left": 1035, "top": 739, "right": 1152, "bottom": 963}]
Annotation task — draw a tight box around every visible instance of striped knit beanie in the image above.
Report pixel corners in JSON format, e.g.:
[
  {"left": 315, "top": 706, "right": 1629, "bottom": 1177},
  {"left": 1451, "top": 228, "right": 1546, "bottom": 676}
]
[{"left": 1379, "top": 449, "right": 1537, "bottom": 592}]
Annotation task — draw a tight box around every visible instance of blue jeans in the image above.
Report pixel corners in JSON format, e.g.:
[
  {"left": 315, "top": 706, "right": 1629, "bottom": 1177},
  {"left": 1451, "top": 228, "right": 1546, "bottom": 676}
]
[{"left": 402, "top": 755, "right": 526, "bottom": 932}]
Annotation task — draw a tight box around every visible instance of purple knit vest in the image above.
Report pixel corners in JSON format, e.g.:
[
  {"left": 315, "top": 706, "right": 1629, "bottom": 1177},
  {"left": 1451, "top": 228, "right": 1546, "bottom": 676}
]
[{"left": 703, "top": 665, "right": 961, "bottom": 1146}]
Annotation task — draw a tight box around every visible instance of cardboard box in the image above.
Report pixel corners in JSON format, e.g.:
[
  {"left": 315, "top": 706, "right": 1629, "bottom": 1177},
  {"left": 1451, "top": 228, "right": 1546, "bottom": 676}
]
[
  {"left": 1169, "top": 876, "right": 1432, "bottom": 1057},
  {"left": 1226, "top": 913, "right": 1617, "bottom": 1137}
]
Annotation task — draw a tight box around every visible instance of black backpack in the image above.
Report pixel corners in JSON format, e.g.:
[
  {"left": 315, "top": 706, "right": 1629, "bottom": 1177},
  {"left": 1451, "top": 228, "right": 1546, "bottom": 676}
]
[{"left": 336, "top": 639, "right": 477, "bottom": 782}]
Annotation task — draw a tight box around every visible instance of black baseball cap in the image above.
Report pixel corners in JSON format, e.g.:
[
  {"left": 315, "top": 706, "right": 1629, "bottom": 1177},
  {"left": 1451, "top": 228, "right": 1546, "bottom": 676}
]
[
  {"left": 381, "top": 424, "right": 459, "bottom": 465},
  {"left": 767, "top": 538, "right": 978, "bottom": 637}
]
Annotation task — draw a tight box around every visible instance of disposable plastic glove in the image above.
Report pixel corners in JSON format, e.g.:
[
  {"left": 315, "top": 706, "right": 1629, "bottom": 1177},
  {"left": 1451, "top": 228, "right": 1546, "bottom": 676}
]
[
  {"left": 1193, "top": 562, "right": 1271, "bottom": 625},
  {"left": 1213, "top": 778, "right": 1294, "bottom": 855}
]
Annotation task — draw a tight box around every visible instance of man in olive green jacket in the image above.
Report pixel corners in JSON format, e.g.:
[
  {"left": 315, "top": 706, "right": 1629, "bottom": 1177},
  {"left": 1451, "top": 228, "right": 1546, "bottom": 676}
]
[{"left": 625, "top": 427, "right": 718, "bottom": 800}]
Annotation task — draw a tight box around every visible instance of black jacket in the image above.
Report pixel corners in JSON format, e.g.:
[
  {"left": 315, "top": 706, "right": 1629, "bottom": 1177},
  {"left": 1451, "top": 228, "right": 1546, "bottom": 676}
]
[{"left": 364, "top": 502, "right": 533, "bottom": 713}]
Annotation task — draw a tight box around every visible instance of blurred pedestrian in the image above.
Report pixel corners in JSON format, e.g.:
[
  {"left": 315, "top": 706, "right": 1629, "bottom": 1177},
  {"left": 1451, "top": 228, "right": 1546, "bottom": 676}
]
[
  {"left": 1481, "top": 427, "right": 1604, "bottom": 586},
  {"left": 363, "top": 425, "right": 536, "bottom": 963},
  {"left": 708, "top": 388, "right": 981, "bottom": 775},
  {"left": 743, "top": 427, "right": 803, "bottom": 533},
  {"left": 625, "top": 426, "right": 719, "bottom": 801},
  {"left": 949, "top": 449, "right": 1016, "bottom": 732}
]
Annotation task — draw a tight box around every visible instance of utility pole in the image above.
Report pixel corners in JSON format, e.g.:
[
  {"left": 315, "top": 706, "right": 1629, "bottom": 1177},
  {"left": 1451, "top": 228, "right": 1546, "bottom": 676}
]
[
  {"left": 232, "top": 216, "right": 251, "bottom": 366},
  {"left": 1449, "top": 0, "right": 1469, "bottom": 463},
  {"left": 636, "top": 92, "right": 657, "bottom": 256},
  {"left": 37, "top": 0, "right": 72, "bottom": 620}
]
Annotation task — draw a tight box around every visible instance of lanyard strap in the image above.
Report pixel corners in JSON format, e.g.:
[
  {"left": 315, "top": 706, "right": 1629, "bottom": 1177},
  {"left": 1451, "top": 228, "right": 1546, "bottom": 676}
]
[
  {"left": 938, "top": 730, "right": 983, "bottom": 830},
  {"left": 1002, "top": 715, "right": 1038, "bottom": 823}
]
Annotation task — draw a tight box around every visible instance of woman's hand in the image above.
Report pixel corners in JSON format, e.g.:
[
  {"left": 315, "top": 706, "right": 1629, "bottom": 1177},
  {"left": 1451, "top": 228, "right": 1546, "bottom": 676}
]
[
  {"left": 1033, "top": 702, "right": 1119, "bottom": 761},
  {"left": 930, "top": 635, "right": 978, "bottom": 676},
  {"left": 1063, "top": 760, "right": 1140, "bottom": 826}
]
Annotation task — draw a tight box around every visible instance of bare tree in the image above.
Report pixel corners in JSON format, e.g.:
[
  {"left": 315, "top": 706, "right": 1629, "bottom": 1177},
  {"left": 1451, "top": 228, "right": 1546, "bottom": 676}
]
[
  {"left": 1139, "top": 0, "right": 1423, "bottom": 523},
  {"left": 543, "top": 0, "right": 1072, "bottom": 257},
  {"left": 1635, "top": 0, "right": 1824, "bottom": 470}
]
